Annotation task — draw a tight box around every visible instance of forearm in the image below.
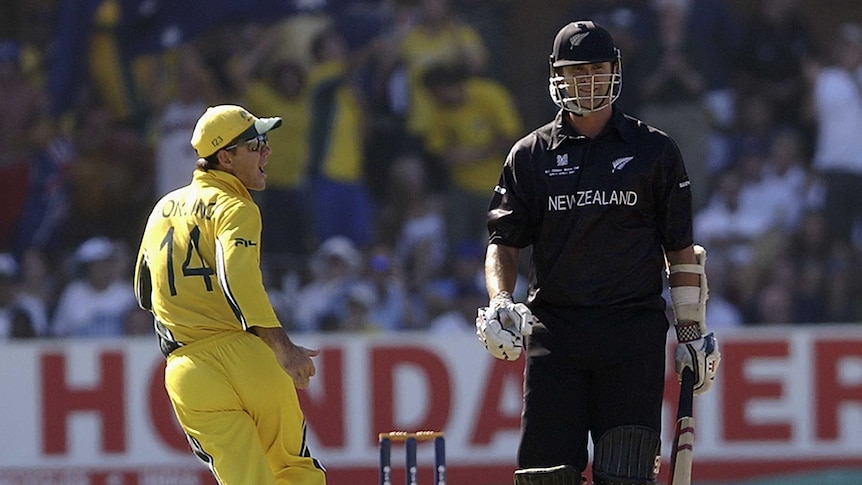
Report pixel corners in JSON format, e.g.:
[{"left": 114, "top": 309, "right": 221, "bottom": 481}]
[
  {"left": 666, "top": 244, "right": 708, "bottom": 340},
  {"left": 477, "top": 243, "right": 534, "bottom": 361},
  {"left": 485, "top": 243, "right": 520, "bottom": 298},
  {"left": 666, "top": 246, "right": 699, "bottom": 288},
  {"left": 668, "top": 244, "right": 720, "bottom": 393},
  {"left": 250, "top": 325, "right": 294, "bottom": 354}
]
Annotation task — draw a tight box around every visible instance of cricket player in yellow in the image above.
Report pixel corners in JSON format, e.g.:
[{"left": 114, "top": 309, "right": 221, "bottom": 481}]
[{"left": 134, "top": 105, "right": 326, "bottom": 484}]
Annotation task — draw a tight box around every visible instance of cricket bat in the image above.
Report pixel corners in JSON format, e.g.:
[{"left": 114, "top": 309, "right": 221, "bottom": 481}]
[{"left": 669, "top": 367, "right": 695, "bottom": 485}]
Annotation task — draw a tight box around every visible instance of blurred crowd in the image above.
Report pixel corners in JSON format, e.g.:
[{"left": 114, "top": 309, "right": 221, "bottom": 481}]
[{"left": 1, "top": 0, "right": 861, "bottom": 340}]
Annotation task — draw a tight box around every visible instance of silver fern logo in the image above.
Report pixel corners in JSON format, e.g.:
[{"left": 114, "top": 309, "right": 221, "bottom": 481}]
[
  {"left": 611, "top": 156, "right": 634, "bottom": 173},
  {"left": 569, "top": 32, "right": 590, "bottom": 48}
]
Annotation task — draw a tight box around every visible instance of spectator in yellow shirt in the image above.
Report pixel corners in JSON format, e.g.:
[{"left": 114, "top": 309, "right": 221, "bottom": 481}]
[
  {"left": 422, "top": 62, "right": 523, "bottom": 247},
  {"left": 306, "top": 29, "right": 373, "bottom": 248},
  {"left": 379, "top": 0, "right": 488, "bottom": 137}
]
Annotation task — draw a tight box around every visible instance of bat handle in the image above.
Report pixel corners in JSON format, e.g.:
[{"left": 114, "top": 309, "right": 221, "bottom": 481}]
[{"left": 678, "top": 367, "right": 695, "bottom": 419}]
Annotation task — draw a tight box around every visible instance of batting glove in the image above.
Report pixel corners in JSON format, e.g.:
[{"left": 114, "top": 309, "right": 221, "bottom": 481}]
[
  {"left": 476, "top": 307, "right": 523, "bottom": 361},
  {"left": 475, "top": 292, "right": 535, "bottom": 361},
  {"left": 490, "top": 292, "right": 534, "bottom": 337},
  {"left": 674, "top": 331, "right": 721, "bottom": 395}
]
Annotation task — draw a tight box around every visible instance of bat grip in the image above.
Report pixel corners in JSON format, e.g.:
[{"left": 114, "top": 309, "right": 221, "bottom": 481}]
[{"left": 678, "top": 367, "right": 695, "bottom": 419}]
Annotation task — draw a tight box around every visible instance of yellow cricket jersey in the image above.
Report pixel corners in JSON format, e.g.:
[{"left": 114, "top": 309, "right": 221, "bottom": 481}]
[
  {"left": 398, "top": 23, "right": 487, "bottom": 135},
  {"left": 425, "top": 78, "right": 523, "bottom": 195},
  {"left": 134, "top": 169, "right": 281, "bottom": 346}
]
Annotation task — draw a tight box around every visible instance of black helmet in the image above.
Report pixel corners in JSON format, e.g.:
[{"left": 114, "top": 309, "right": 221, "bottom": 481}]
[
  {"left": 550, "top": 21, "right": 618, "bottom": 66},
  {"left": 548, "top": 21, "right": 622, "bottom": 114}
]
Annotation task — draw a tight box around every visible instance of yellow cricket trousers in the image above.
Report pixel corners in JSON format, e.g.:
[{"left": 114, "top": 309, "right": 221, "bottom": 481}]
[{"left": 164, "top": 330, "right": 326, "bottom": 485}]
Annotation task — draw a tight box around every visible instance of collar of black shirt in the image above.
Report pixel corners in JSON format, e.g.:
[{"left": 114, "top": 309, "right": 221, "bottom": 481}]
[{"left": 550, "top": 106, "right": 633, "bottom": 150}]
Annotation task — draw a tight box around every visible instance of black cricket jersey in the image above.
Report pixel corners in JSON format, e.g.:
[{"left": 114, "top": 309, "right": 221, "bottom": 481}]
[{"left": 487, "top": 107, "right": 694, "bottom": 310}]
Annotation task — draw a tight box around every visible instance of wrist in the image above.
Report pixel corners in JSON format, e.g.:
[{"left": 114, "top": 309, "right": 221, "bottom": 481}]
[
  {"left": 490, "top": 291, "right": 514, "bottom": 309},
  {"left": 675, "top": 321, "right": 703, "bottom": 343}
]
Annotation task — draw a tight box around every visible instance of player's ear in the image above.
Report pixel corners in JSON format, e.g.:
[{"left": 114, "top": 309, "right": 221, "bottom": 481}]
[{"left": 215, "top": 149, "right": 233, "bottom": 169}]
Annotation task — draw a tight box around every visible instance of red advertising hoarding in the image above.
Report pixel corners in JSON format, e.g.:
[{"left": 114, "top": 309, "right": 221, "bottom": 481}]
[{"left": 1, "top": 327, "right": 861, "bottom": 484}]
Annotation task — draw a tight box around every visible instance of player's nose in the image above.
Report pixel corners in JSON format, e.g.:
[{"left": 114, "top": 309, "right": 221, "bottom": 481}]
[{"left": 259, "top": 145, "right": 272, "bottom": 164}]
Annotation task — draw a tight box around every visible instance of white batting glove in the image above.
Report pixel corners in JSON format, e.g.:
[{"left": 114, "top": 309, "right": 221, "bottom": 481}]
[
  {"left": 674, "top": 331, "right": 721, "bottom": 395},
  {"left": 475, "top": 292, "right": 535, "bottom": 361},
  {"left": 476, "top": 307, "right": 523, "bottom": 361},
  {"left": 490, "top": 292, "right": 534, "bottom": 337}
]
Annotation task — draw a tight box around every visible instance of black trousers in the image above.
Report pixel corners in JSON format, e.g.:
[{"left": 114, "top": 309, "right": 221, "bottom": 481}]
[{"left": 518, "top": 306, "right": 669, "bottom": 472}]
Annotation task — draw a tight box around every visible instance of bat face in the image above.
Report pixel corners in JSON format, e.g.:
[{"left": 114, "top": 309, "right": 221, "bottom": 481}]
[{"left": 670, "top": 416, "right": 695, "bottom": 485}]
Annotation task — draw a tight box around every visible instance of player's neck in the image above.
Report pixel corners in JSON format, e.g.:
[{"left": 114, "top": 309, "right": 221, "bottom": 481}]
[{"left": 565, "top": 107, "right": 612, "bottom": 139}]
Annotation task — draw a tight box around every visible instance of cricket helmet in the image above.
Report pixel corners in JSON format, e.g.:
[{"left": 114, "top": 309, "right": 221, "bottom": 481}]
[{"left": 549, "top": 21, "right": 622, "bottom": 114}]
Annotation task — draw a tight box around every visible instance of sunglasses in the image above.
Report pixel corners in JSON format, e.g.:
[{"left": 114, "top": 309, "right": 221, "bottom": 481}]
[{"left": 225, "top": 134, "right": 268, "bottom": 152}]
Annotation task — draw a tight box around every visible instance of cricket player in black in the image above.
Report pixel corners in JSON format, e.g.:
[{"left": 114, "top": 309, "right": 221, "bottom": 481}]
[{"left": 475, "top": 21, "right": 721, "bottom": 485}]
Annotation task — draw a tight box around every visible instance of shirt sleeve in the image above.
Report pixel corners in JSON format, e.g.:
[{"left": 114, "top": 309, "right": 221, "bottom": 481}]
[
  {"left": 487, "top": 138, "right": 540, "bottom": 248},
  {"left": 657, "top": 137, "right": 695, "bottom": 251},
  {"left": 213, "top": 200, "right": 281, "bottom": 330}
]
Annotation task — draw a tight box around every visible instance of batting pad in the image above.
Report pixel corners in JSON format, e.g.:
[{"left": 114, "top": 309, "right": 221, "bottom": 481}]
[{"left": 514, "top": 464, "right": 582, "bottom": 485}]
